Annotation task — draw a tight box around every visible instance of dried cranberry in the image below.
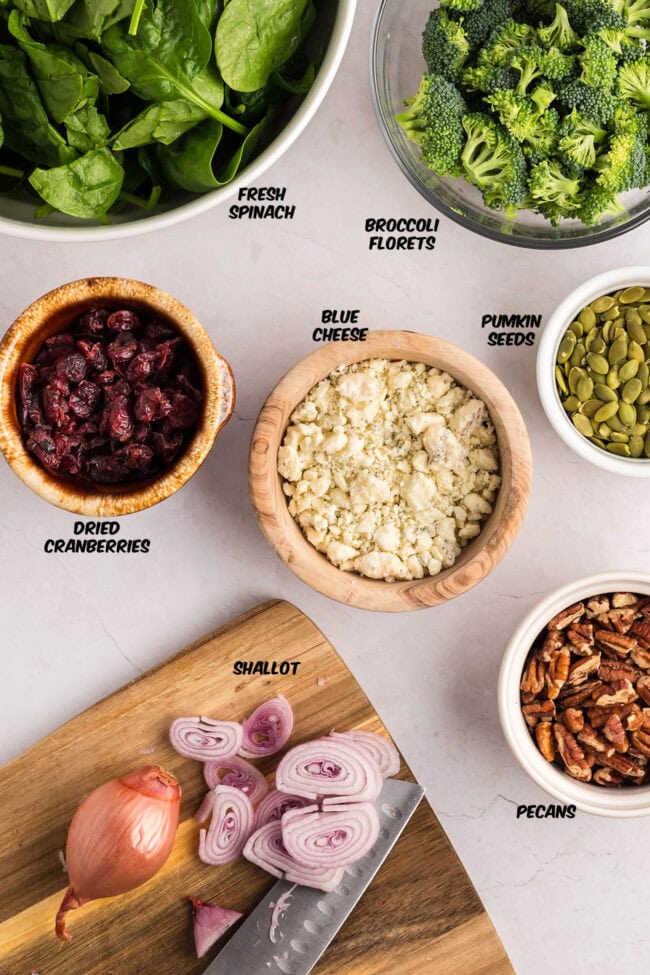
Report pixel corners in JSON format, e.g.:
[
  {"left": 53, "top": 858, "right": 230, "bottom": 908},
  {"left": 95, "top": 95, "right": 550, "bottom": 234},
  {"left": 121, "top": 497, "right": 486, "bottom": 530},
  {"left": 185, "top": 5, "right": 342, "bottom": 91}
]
[
  {"left": 104, "top": 379, "right": 131, "bottom": 402},
  {"left": 124, "top": 443, "right": 154, "bottom": 472},
  {"left": 107, "top": 309, "right": 140, "bottom": 332},
  {"left": 69, "top": 380, "right": 100, "bottom": 419},
  {"left": 134, "top": 386, "right": 163, "bottom": 423},
  {"left": 76, "top": 338, "right": 108, "bottom": 372},
  {"left": 96, "top": 369, "right": 120, "bottom": 387},
  {"left": 151, "top": 426, "right": 183, "bottom": 463},
  {"left": 107, "top": 332, "right": 137, "bottom": 366},
  {"left": 36, "top": 332, "right": 75, "bottom": 365},
  {"left": 104, "top": 395, "right": 133, "bottom": 442},
  {"left": 27, "top": 426, "right": 59, "bottom": 470},
  {"left": 42, "top": 378, "right": 70, "bottom": 427},
  {"left": 167, "top": 393, "right": 200, "bottom": 430},
  {"left": 18, "top": 364, "right": 42, "bottom": 426},
  {"left": 55, "top": 352, "right": 88, "bottom": 384},
  {"left": 79, "top": 307, "right": 108, "bottom": 334},
  {"left": 127, "top": 350, "right": 159, "bottom": 383}
]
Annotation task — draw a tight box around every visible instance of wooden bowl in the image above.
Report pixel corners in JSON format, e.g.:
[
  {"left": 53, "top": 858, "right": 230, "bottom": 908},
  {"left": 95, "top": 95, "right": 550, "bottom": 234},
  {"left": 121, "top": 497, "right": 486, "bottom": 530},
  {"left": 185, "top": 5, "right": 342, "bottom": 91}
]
[
  {"left": 249, "top": 331, "right": 532, "bottom": 612},
  {"left": 0, "top": 277, "right": 235, "bottom": 516}
]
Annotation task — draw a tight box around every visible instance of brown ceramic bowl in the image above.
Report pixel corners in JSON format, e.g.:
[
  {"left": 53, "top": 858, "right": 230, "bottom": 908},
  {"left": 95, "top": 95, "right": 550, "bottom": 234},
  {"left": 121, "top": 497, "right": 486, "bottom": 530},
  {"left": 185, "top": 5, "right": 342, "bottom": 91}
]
[
  {"left": 0, "top": 277, "right": 235, "bottom": 516},
  {"left": 249, "top": 330, "right": 532, "bottom": 612}
]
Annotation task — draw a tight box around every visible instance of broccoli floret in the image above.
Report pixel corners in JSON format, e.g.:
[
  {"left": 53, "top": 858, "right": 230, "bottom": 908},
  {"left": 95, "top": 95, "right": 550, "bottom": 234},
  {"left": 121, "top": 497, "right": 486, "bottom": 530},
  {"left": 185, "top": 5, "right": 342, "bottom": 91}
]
[
  {"left": 462, "top": 61, "right": 519, "bottom": 92},
  {"left": 529, "top": 158, "right": 582, "bottom": 222},
  {"left": 555, "top": 77, "right": 617, "bottom": 123},
  {"left": 618, "top": 55, "right": 650, "bottom": 108},
  {"left": 622, "top": 0, "right": 650, "bottom": 38},
  {"left": 463, "top": 0, "right": 525, "bottom": 47},
  {"left": 579, "top": 183, "right": 626, "bottom": 223},
  {"left": 397, "top": 74, "right": 467, "bottom": 177},
  {"left": 510, "top": 45, "right": 548, "bottom": 91},
  {"left": 537, "top": 4, "right": 580, "bottom": 51},
  {"left": 579, "top": 33, "right": 618, "bottom": 87},
  {"left": 563, "top": 0, "right": 626, "bottom": 35},
  {"left": 557, "top": 108, "right": 607, "bottom": 168},
  {"left": 461, "top": 112, "right": 528, "bottom": 210},
  {"left": 530, "top": 80, "right": 558, "bottom": 112},
  {"left": 440, "top": 0, "right": 484, "bottom": 10},
  {"left": 483, "top": 18, "right": 536, "bottom": 64},
  {"left": 524, "top": 0, "right": 556, "bottom": 19},
  {"left": 594, "top": 103, "right": 647, "bottom": 191},
  {"left": 487, "top": 88, "right": 560, "bottom": 154},
  {"left": 597, "top": 28, "right": 644, "bottom": 58},
  {"left": 422, "top": 8, "right": 470, "bottom": 80},
  {"left": 543, "top": 46, "right": 577, "bottom": 79}
]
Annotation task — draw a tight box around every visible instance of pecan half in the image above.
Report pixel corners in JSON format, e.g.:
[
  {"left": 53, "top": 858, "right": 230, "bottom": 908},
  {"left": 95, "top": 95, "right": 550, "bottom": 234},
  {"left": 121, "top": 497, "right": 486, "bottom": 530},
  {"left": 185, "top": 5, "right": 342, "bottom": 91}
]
[
  {"left": 593, "top": 767, "right": 623, "bottom": 787},
  {"left": 536, "top": 630, "right": 565, "bottom": 662},
  {"left": 595, "top": 631, "right": 638, "bottom": 657},
  {"left": 604, "top": 714, "right": 628, "bottom": 753},
  {"left": 566, "top": 622, "right": 595, "bottom": 655},
  {"left": 577, "top": 723, "right": 615, "bottom": 757},
  {"left": 598, "top": 659, "right": 640, "bottom": 683},
  {"left": 558, "top": 681, "right": 603, "bottom": 709},
  {"left": 598, "top": 752, "right": 645, "bottom": 780},
  {"left": 554, "top": 725, "right": 592, "bottom": 781},
  {"left": 520, "top": 656, "right": 546, "bottom": 698},
  {"left": 587, "top": 597, "right": 610, "bottom": 618},
  {"left": 548, "top": 602, "right": 585, "bottom": 631},
  {"left": 631, "top": 646, "right": 650, "bottom": 670},
  {"left": 536, "top": 722, "right": 555, "bottom": 762},
  {"left": 560, "top": 708, "right": 584, "bottom": 734},
  {"left": 612, "top": 592, "right": 638, "bottom": 609},
  {"left": 608, "top": 608, "right": 637, "bottom": 635},
  {"left": 636, "top": 676, "right": 650, "bottom": 706},
  {"left": 593, "top": 679, "right": 639, "bottom": 707},
  {"left": 546, "top": 647, "right": 571, "bottom": 700},
  {"left": 587, "top": 703, "right": 639, "bottom": 730},
  {"left": 522, "top": 700, "right": 556, "bottom": 727},
  {"left": 568, "top": 654, "right": 601, "bottom": 686},
  {"left": 630, "top": 621, "right": 650, "bottom": 648},
  {"left": 630, "top": 729, "right": 650, "bottom": 758}
]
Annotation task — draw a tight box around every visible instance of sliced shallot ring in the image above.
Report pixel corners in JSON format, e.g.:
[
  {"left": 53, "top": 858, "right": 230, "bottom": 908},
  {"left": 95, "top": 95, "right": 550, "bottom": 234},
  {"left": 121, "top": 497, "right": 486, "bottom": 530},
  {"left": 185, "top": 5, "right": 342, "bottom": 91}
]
[
  {"left": 199, "top": 786, "right": 254, "bottom": 866},
  {"left": 239, "top": 695, "right": 294, "bottom": 759},
  {"left": 281, "top": 803, "right": 380, "bottom": 869},
  {"left": 254, "top": 789, "right": 312, "bottom": 831},
  {"left": 329, "top": 730, "right": 400, "bottom": 778},
  {"left": 169, "top": 717, "right": 243, "bottom": 761},
  {"left": 203, "top": 756, "right": 269, "bottom": 806},
  {"left": 243, "top": 821, "right": 343, "bottom": 892},
  {"left": 276, "top": 738, "right": 383, "bottom": 802}
]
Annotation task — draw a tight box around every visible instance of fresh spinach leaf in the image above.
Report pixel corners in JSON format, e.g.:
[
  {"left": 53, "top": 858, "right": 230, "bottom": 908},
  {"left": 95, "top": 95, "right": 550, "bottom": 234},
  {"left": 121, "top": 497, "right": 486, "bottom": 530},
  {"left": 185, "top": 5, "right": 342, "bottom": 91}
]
[
  {"left": 85, "top": 49, "right": 130, "bottom": 93},
  {"left": 101, "top": 0, "right": 246, "bottom": 134},
  {"left": 9, "top": 11, "right": 99, "bottom": 123},
  {"left": 29, "top": 145, "right": 124, "bottom": 217},
  {"left": 12, "top": 0, "right": 75, "bottom": 23},
  {"left": 112, "top": 99, "right": 205, "bottom": 149},
  {"left": 61, "top": 0, "right": 135, "bottom": 40},
  {"left": 65, "top": 103, "right": 109, "bottom": 150},
  {"left": 157, "top": 118, "right": 223, "bottom": 192},
  {"left": 0, "top": 44, "right": 77, "bottom": 165},
  {"left": 215, "top": 0, "right": 310, "bottom": 92}
]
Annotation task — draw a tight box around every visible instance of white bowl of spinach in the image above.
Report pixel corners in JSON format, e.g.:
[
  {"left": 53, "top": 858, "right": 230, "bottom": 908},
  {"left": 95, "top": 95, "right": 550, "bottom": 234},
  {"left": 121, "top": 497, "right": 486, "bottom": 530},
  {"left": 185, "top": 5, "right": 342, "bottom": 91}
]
[{"left": 0, "top": 0, "right": 355, "bottom": 237}]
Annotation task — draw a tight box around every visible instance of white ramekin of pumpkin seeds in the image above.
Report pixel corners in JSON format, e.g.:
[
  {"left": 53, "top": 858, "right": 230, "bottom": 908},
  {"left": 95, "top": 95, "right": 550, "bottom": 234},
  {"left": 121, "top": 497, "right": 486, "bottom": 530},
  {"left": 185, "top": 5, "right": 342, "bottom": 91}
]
[{"left": 538, "top": 268, "right": 650, "bottom": 478}]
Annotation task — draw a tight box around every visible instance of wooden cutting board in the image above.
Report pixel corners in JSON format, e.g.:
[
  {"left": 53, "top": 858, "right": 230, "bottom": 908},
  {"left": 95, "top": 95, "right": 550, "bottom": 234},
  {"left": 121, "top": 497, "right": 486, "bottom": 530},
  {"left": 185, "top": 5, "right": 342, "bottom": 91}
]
[{"left": 0, "top": 601, "right": 514, "bottom": 975}]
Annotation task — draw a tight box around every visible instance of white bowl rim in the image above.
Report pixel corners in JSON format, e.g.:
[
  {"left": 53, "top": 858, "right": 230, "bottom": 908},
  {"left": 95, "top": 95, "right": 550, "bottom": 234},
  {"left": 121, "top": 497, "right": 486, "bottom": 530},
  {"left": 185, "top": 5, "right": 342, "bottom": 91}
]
[
  {"left": 537, "top": 266, "right": 650, "bottom": 478},
  {"left": 498, "top": 571, "right": 650, "bottom": 818},
  {"left": 0, "top": 0, "right": 357, "bottom": 242}
]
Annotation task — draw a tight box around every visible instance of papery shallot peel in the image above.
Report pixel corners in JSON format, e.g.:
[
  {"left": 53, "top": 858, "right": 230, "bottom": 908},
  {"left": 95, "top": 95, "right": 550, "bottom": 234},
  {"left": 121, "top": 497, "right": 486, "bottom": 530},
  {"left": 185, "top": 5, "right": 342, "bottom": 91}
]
[
  {"left": 281, "top": 803, "right": 380, "bottom": 869},
  {"left": 188, "top": 897, "right": 242, "bottom": 959},
  {"left": 169, "top": 717, "right": 243, "bottom": 761},
  {"left": 203, "top": 756, "right": 269, "bottom": 805},
  {"left": 239, "top": 695, "right": 294, "bottom": 758},
  {"left": 243, "top": 821, "right": 344, "bottom": 892},
  {"left": 199, "top": 786, "right": 254, "bottom": 866},
  {"left": 329, "top": 730, "right": 400, "bottom": 778},
  {"left": 55, "top": 766, "right": 180, "bottom": 942},
  {"left": 276, "top": 738, "right": 383, "bottom": 802}
]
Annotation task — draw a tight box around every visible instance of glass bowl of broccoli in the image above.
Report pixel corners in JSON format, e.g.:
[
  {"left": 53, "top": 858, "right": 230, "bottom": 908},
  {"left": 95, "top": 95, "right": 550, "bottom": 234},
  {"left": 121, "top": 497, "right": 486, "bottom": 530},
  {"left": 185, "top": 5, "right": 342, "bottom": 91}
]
[{"left": 371, "top": 0, "right": 650, "bottom": 248}]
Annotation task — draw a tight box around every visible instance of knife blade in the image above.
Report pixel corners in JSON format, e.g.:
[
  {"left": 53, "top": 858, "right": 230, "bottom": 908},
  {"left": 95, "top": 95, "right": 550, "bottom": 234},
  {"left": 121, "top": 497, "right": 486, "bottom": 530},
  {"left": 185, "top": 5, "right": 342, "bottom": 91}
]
[{"left": 202, "top": 778, "right": 425, "bottom": 975}]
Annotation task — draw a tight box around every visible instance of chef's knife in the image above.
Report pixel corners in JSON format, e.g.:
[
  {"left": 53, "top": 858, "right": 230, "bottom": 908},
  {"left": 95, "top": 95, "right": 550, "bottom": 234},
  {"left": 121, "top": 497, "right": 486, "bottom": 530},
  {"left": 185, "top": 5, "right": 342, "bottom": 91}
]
[{"left": 202, "top": 778, "right": 425, "bottom": 975}]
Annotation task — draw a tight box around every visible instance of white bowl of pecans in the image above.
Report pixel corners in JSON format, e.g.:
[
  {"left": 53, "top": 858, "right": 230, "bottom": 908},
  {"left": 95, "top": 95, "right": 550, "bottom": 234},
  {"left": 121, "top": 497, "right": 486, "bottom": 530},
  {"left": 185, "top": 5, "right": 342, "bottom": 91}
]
[{"left": 498, "top": 572, "right": 650, "bottom": 817}]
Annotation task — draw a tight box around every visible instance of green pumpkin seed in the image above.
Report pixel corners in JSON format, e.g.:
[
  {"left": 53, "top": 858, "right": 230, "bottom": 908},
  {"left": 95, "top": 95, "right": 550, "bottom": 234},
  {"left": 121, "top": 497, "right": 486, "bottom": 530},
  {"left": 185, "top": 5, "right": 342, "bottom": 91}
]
[
  {"left": 607, "top": 366, "right": 621, "bottom": 389},
  {"left": 637, "top": 362, "right": 649, "bottom": 389},
  {"left": 607, "top": 442, "right": 631, "bottom": 456},
  {"left": 594, "top": 383, "right": 617, "bottom": 403},
  {"left": 627, "top": 317, "right": 646, "bottom": 345},
  {"left": 629, "top": 340, "right": 645, "bottom": 362},
  {"left": 569, "top": 343, "right": 586, "bottom": 367},
  {"left": 557, "top": 331, "right": 577, "bottom": 363},
  {"left": 576, "top": 377, "right": 593, "bottom": 401},
  {"left": 645, "top": 431, "right": 650, "bottom": 457},
  {"left": 610, "top": 431, "right": 630, "bottom": 443},
  {"left": 572, "top": 413, "right": 594, "bottom": 437},
  {"left": 601, "top": 305, "right": 621, "bottom": 322},
  {"left": 594, "top": 401, "right": 619, "bottom": 423},
  {"left": 622, "top": 378, "right": 643, "bottom": 404},
  {"left": 619, "top": 359, "right": 640, "bottom": 382},
  {"left": 608, "top": 335, "right": 628, "bottom": 364},
  {"left": 555, "top": 366, "right": 568, "bottom": 395},
  {"left": 618, "top": 401, "right": 637, "bottom": 426},
  {"left": 580, "top": 399, "right": 602, "bottom": 417},
  {"left": 606, "top": 413, "right": 626, "bottom": 433},
  {"left": 587, "top": 352, "right": 609, "bottom": 375},
  {"left": 569, "top": 320, "right": 583, "bottom": 338},
  {"left": 629, "top": 435, "right": 644, "bottom": 457},
  {"left": 638, "top": 389, "right": 650, "bottom": 405},
  {"left": 599, "top": 422, "right": 613, "bottom": 437},
  {"left": 631, "top": 422, "right": 648, "bottom": 436},
  {"left": 590, "top": 336, "right": 607, "bottom": 354},
  {"left": 639, "top": 305, "right": 650, "bottom": 323},
  {"left": 569, "top": 366, "right": 586, "bottom": 393},
  {"left": 637, "top": 404, "right": 650, "bottom": 423},
  {"left": 590, "top": 436, "right": 606, "bottom": 448},
  {"left": 578, "top": 307, "right": 596, "bottom": 329},
  {"left": 563, "top": 395, "right": 581, "bottom": 412},
  {"left": 620, "top": 286, "right": 646, "bottom": 304},
  {"left": 591, "top": 295, "right": 616, "bottom": 313}
]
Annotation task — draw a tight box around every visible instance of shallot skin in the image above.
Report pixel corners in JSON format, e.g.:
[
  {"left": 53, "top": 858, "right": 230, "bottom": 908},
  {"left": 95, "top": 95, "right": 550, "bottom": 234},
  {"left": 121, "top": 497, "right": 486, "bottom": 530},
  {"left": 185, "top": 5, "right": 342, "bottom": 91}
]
[{"left": 55, "top": 766, "right": 181, "bottom": 943}]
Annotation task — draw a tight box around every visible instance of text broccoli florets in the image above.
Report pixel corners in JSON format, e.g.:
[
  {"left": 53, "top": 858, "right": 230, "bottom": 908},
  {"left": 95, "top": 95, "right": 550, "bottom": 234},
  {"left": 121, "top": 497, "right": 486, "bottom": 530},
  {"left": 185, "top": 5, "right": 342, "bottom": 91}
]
[
  {"left": 618, "top": 54, "right": 650, "bottom": 108},
  {"left": 422, "top": 8, "right": 470, "bottom": 80},
  {"left": 397, "top": 74, "right": 467, "bottom": 177},
  {"left": 538, "top": 4, "right": 580, "bottom": 50},
  {"left": 461, "top": 112, "right": 528, "bottom": 210}
]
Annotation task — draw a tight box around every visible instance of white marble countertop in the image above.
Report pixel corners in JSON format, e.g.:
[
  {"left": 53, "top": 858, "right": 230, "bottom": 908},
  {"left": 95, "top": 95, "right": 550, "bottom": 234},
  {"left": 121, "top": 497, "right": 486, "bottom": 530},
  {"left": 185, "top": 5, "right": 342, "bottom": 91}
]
[{"left": 2, "top": 4, "right": 650, "bottom": 974}]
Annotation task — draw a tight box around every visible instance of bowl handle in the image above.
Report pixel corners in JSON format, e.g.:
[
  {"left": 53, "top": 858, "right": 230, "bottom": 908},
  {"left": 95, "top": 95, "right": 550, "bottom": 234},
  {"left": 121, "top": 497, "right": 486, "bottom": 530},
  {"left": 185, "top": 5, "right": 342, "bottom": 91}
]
[{"left": 213, "top": 354, "right": 236, "bottom": 432}]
